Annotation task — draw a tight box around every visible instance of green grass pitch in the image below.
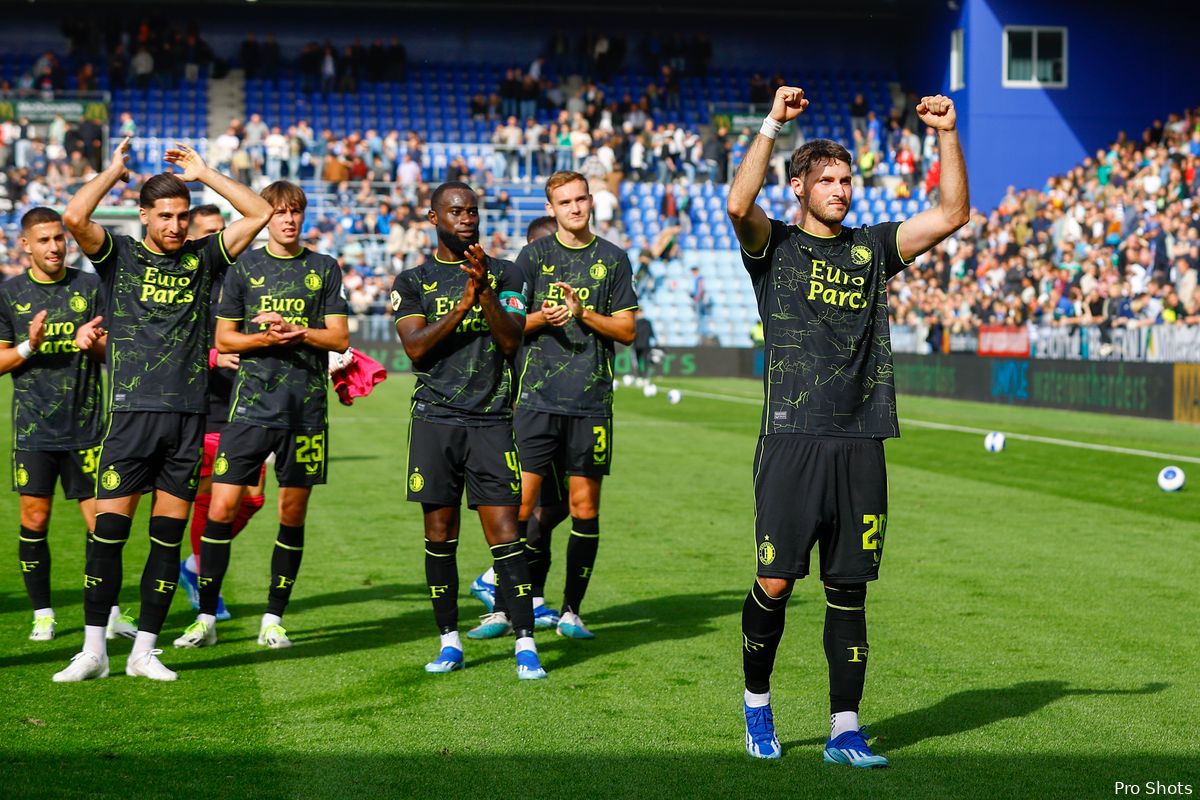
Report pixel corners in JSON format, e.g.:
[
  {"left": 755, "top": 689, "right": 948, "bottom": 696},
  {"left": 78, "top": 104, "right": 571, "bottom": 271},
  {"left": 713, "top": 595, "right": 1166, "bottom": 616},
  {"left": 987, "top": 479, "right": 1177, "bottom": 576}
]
[{"left": 0, "top": 375, "right": 1197, "bottom": 799}]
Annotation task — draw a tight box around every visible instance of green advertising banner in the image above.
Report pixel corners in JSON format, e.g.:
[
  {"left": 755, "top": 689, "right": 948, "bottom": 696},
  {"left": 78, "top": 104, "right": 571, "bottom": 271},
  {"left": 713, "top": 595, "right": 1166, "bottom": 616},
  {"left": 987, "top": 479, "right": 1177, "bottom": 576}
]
[{"left": 0, "top": 96, "right": 109, "bottom": 123}]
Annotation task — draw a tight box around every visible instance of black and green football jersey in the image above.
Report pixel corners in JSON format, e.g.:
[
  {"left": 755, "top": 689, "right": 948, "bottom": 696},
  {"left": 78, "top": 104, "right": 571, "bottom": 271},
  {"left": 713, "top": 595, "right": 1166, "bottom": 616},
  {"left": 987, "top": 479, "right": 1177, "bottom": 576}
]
[
  {"left": 391, "top": 255, "right": 527, "bottom": 426},
  {"left": 215, "top": 246, "right": 349, "bottom": 430},
  {"left": 0, "top": 268, "right": 104, "bottom": 450},
  {"left": 87, "top": 230, "right": 233, "bottom": 414},
  {"left": 743, "top": 219, "right": 913, "bottom": 438},
  {"left": 514, "top": 233, "right": 638, "bottom": 417}
]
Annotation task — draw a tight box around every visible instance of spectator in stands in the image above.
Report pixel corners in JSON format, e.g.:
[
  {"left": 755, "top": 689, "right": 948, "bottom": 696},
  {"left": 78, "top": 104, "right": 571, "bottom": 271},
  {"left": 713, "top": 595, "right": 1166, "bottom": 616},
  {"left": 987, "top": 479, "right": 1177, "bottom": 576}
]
[
  {"left": 131, "top": 46, "right": 153, "bottom": 89},
  {"left": 858, "top": 144, "right": 877, "bottom": 188},
  {"left": 691, "top": 266, "right": 712, "bottom": 342},
  {"left": 244, "top": 113, "right": 269, "bottom": 172},
  {"left": 633, "top": 310, "right": 657, "bottom": 377},
  {"left": 241, "top": 33, "right": 261, "bottom": 79},
  {"left": 320, "top": 46, "right": 337, "bottom": 94},
  {"left": 850, "top": 92, "right": 868, "bottom": 140},
  {"left": 748, "top": 74, "right": 770, "bottom": 104}
]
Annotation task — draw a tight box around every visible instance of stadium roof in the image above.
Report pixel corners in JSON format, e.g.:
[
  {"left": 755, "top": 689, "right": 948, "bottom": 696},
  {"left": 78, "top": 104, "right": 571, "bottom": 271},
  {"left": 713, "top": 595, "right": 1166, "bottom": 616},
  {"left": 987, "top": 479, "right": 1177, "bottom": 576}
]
[{"left": 34, "top": 0, "right": 944, "bottom": 20}]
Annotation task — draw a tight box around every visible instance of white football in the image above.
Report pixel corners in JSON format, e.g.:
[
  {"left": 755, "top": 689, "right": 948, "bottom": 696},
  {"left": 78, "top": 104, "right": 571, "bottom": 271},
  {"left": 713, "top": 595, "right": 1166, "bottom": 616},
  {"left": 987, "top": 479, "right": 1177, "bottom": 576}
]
[
  {"left": 984, "top": 432, "right": 1006, "bottom": 453},
  {"left": 612, "top": 379, "right": 619, "bottom": 391},
  {"left": 1157, "top": 466, "right": 1186, "bottom": 492},
  {"left": 667, "top": 389, "right": 682, "bottom": 405},
  {"left": 643, "top": 383, "right": 658, "bottom": 398},
  {"left": 622, "top": 373, "right": 636, "bottom": 387}
]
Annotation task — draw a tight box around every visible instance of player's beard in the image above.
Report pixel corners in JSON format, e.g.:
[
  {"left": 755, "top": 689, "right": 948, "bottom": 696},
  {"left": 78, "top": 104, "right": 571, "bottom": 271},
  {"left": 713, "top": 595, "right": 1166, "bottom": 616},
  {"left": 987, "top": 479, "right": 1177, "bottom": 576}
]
[
  {"left": 806, "top": 196, "right": 849, "bottom": 228},
  {"left": 437, "top": 228, "right": 479, "bottom": 256}
]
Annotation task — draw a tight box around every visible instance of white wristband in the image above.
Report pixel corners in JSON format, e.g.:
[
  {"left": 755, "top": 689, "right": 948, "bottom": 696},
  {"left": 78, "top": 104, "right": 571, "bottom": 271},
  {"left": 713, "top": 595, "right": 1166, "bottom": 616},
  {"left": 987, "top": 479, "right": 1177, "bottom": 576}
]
[
  {"left": 760, "top": 117, "right": 783, "bottom": 140},
  {"left": 16, "top": 340, "right": 35, "bottom": 359}
]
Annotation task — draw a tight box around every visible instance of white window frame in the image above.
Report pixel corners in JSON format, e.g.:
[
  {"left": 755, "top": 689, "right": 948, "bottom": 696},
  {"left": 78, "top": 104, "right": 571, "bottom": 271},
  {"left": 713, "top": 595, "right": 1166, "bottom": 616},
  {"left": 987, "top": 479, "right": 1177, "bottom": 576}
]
[
  {"left": 950, "top": 28, "right": 965, "bottom": 92},
  {"left": 1002, "top": 25, "right": 1068, "bottom": 89}
]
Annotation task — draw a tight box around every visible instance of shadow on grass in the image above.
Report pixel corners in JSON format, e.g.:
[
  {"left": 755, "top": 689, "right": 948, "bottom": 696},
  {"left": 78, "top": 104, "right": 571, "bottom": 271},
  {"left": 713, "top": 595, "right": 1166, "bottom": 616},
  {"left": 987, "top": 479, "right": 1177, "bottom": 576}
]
[
  {"left": 174, "top": 582, "right": 430, "bottom": 672},
  {"left": 479, "top": 590, "right": 745, "bottom": 674},
  {"left": 1, "top": 749, "right": 1196, "bottom": 800},
  {"left": 785, "top": 680, "right": 1170, "bottom": 752},
  {"left": 871, "top": 680, "right": 1169, "bottom": 751}
]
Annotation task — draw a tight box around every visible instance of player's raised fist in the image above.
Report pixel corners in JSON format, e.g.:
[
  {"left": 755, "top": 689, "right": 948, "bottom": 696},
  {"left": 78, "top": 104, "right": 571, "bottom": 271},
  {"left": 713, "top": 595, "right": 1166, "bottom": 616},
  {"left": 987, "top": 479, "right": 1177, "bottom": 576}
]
[
  {"left": 108, "top": 136, "right": 131, "bottom": 182},
  {"left": 164, "top": 143, "right": 209, "bottom": 182},
  {"left": 916, "top": 95, "right": 956, "bottom": 131},
  {"left": 770, "top": 86, "right": 809, "bottom": 123}
]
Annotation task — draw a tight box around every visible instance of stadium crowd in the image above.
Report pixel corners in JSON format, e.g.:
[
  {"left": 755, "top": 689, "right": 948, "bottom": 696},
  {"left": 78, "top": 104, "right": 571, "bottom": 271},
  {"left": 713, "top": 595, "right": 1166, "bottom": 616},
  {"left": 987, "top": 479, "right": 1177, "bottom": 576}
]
[
  {"left": 5, "top": 34, "right": 1199, "bottom": 338},
  {"left": 891, "top": 105, "right": 1200, "bottom": 336}
]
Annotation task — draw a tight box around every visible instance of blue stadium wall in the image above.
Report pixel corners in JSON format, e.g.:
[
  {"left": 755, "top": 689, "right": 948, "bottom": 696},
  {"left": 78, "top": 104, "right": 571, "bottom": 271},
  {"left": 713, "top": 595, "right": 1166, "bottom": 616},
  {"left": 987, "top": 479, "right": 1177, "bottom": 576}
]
[{"left": 902, "top": 0, "right": 1200, "bottom": 207}]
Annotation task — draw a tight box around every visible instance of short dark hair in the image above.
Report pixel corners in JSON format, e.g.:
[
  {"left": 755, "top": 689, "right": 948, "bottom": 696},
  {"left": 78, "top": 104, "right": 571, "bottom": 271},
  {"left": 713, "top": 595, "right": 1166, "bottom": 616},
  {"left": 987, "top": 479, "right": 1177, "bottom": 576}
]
[
  {"left": 261, "top": 180, "right": 308, "bottom": 212},
  {"left": 430, "top": 181, "right": 475, "bottom": 211},
  {"left": 189, "top": 203, "right": 223, "bottom": 219},
  {"left": 526, "top": 215, "right": 557, "bottom": 243},
  {"left": 20, "top": 206, "right": 62, "bottom": 231},
  {"left": 788, "top": 139, "right": 853, "bottom": 181},
  {"left": 139, "top": 173, "right": 191, "bottom": 209}
]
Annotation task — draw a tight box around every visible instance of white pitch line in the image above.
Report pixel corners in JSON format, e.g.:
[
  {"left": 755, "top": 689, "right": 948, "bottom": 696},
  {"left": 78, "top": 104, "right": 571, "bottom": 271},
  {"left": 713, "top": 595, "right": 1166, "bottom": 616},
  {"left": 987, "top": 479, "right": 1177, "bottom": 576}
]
[
  {"left": 659, "top": 386, "right": 1200, "bottom": 465},
  {"left": 898, "top": 419, "right": 1200, "bottom": 465},
  {"left": 661, "top": 387, "right": 760, "bottom": 405}
]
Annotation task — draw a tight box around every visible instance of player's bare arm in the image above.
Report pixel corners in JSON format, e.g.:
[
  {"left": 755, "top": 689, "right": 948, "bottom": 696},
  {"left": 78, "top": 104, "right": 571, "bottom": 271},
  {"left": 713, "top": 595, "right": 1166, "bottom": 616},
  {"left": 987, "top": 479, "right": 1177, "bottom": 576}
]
[
  {"left": 465, "top": 245, "right": 523, "bottom": 356},
  {"left": 62, "top": 137, "right": 131, "bottom": 256},
  {"left": 553, "top": 281, "right": 635, "bottom": 345},
  {"left": 0, "top": 310, "right": 47, "bottom": 373},
  {"left": 250, "top": 310, "right": 349, "bottom": 353},
  {"left": 216, "top": 316, "right": 308, "bottom": 352},
  {"left": 163, "top": 143, "right": 273, "bottom": 258},
  {"left": 728, "top": 86, "right": 808, "bottom": 254},
  {"left": 395, "top": 278, "right": 476, "bottom": 362},
  {"left": 524, "top": 300, "right": 572, "bottom": 333},
  {"left": 895, "top": 95, "right": 970, "bottom": 262}
]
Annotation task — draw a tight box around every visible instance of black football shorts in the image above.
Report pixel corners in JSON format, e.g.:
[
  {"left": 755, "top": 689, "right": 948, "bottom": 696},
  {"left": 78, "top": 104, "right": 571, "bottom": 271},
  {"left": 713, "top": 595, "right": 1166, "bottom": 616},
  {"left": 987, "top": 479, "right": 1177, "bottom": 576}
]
[
  {"left": 515, "top": 408, "right": 612, "bottom": 478},
  {"left": 213, "top": 423, "right": 328, "bottom": 488},
  {"left": 95, "top": 412, "right": 204, "bottom": 501},
  {"left": 753, "top": 434, "right": 889, "bottom": 584},
  {"left": 406, "top": 418, "right": 521, "bottom": 509}
]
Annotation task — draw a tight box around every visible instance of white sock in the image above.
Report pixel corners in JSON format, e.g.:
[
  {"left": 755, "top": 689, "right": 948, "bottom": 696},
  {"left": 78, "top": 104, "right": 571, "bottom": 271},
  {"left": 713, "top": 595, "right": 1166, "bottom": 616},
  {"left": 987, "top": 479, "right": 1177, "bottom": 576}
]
[
  {"left": 744, "top": 690, "right": 771, "bottom": 708},
  {"left": 533, "top": 596, "right": 546, "bottom": 609},
  {"left": 34, "top": 607, "right": 54, "bottom": 619},
  {"left": 83, "top": 624, "right": 107, "bottom": 656},
  {"left": 440, "top": 631, "right": 463, "bottom": 651},
  {"left": 198, "top": 613, "right": 216, "bottom": 627},
  {"left": 831, "top": 711, "right": 860, "bottom": 738},
  {"left": 482, "top": 567, "right": 496, "bottom": 584},
  {"left": 515, "top": 636, "right": 537, "bottom": 655},
  {"left": 184, "top": 554, "right": 198, "bottom": 572},
  {"left": 262, "top": 613, "right": 283, "bottom": 629},
  {"left": 132, "top": 631, "right": 158, "bottom": 654},
  {"left": 108, "top": 605, "right": 122, "bottom": 621}
]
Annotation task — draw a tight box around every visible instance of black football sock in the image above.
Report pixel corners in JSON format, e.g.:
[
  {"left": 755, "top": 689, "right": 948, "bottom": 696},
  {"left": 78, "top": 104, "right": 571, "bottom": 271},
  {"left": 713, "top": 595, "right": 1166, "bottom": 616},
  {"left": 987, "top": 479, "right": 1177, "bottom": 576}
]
[
  {"left": 741, "top": 580, "right": 792, "bottom": 694},
  {"left": 424, "top": 538, "right": 459, "bottom": 634},
  {"left": 198, "top": 520, "right": 235, "bottom": 616},
  {"left": 824, "top": 584, "right": 869, "bottom": 714},
  {"left": 492, "top": 540, "right": 534, "bottom": 638},
  {"left": 85, "top": 513, "right": 131, "bottom": 627},
  {"left": 18, "top": 526, "right": 51, "bottom": 610},
  {"left": 491, "top": 521, "right": 526, "bottom": 617},
  {"left": 138, "top": 516, "right": 187, "bottom": 635},
  {"left": 265, "top": 524, "right": 304, "bottom": 617},
  {"left": 528, "top": 504, "right": 567, "bottom": 598},
  {"left": 561, "top": 516, "right": 599, "bottom": 615}
]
